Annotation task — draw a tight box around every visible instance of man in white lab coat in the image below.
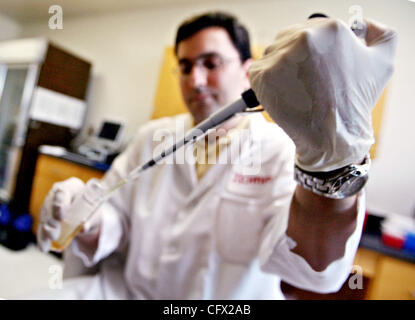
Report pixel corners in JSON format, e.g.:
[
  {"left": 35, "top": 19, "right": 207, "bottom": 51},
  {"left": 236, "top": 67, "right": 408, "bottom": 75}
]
[{"left": 35, "top": 11, "right": 397, "bottom": 299}]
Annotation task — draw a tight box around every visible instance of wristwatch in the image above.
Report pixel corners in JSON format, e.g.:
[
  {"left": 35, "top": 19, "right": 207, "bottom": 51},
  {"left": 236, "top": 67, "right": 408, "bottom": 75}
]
[{"left": 294, "top": 155, "right": 371, "bottom": 199}]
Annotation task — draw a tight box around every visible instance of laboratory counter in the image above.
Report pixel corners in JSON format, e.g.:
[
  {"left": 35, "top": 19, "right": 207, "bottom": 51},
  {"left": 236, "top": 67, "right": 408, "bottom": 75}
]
[
  {"left": 38, "top": 146, "right": 112, "bottom": 172},
  {"left": 360, "top": 213, "right": 415, "bottom": 264}
]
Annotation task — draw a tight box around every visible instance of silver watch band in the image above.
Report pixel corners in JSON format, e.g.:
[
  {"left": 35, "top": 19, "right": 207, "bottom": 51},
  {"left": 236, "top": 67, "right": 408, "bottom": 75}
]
[
  {"left": 294, "top": 168, "right": 333, "bottom": 197},
  {"left": 293, "top": 155, "right": 371, "bottom": 199}
]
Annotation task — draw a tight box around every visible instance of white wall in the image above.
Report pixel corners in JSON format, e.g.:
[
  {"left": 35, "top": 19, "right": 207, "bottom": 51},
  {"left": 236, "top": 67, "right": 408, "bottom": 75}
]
[
  {"left": 0, "top": 13, "right": 21, "bottom": 40},
  {"left": 18, "top": 0, "right": 415, "bottom": 218}
]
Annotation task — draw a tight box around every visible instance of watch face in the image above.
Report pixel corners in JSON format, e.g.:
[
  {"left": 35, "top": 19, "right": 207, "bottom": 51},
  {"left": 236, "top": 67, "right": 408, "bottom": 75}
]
[{"left": 338, "top": 175, "right": 369, "bottom": 198}]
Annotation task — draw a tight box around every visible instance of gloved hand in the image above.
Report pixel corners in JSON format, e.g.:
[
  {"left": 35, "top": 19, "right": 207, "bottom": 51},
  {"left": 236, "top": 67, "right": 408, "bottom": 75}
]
[
  {"left": 37, "top": 177, "right": 86, "bottom": 252},
  {"left": 249, "top": 18, "right": 397, "bottom": 172}
]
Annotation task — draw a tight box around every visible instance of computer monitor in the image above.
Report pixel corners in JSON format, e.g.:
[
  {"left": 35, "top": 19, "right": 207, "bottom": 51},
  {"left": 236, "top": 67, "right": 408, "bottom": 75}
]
[
  {"left": 98, "top": 121, "right": 122, "bottom": 140},
  {"left": 95, "top": 120, "right": 124, "bottom": 149}
]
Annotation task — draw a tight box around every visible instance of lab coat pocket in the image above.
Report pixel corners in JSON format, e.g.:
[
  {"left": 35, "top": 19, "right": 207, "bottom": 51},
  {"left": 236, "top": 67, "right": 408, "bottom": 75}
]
[{"left": 216, "top": 193, "right": 266, "bottom": 265}]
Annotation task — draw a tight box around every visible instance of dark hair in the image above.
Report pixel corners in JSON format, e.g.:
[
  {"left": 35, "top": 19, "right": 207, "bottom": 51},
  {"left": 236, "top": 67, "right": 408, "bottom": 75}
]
[
  {"left": 308, "top": 12, "right": 329, "bottom": 19},
  {"left": 174, "top": 11, "right": 251, "bottom": 62}
]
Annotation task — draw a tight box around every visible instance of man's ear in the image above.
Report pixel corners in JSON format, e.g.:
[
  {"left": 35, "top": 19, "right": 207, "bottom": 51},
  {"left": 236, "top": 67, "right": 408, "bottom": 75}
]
[{"left": 242, "top": 58, "right": 253, "bottom": 89}]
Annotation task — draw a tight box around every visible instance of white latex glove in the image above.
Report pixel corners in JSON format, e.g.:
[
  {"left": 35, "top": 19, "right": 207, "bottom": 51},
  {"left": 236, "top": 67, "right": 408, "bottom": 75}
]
[
  {"left": 37, "top": 177, "right": 86, "bottom": 253},
  {"left": 249, "top": 18, "right": 397, "bottom": 171}
]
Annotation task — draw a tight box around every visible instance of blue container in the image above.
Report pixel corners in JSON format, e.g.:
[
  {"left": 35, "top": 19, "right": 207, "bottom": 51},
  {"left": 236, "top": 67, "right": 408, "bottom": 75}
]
[
  {"left": 0, "top": 204, "right": 12, "bottom": 244},
  {"left": 12, "top": 214, "right": 33, "bottom": 233},
  {"left": 6, "top": 213, "right": 34, "bottom": 250},
  {"left": 0, "top": 204, "right": 11, "bottom": 226},
  {"left": 403, "top": 232, "right": 415, "bottom": 254}
]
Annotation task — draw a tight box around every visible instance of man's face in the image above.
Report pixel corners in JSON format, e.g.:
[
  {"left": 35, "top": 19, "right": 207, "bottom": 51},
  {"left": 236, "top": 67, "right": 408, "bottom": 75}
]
[{"left": 176, "top": 27, "right": 252, "bottom": 125}]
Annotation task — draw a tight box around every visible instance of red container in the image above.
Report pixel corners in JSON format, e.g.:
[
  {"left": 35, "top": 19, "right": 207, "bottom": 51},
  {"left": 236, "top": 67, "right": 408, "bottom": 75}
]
[{"left": 381, "top": 233, "right": 405, "bottom": 249}]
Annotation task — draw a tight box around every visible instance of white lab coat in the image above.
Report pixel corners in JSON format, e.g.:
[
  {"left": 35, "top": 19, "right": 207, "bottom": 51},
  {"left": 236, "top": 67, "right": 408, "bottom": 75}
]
[{"left": 60, "top": 113, "right": 366, "bottom": 299}]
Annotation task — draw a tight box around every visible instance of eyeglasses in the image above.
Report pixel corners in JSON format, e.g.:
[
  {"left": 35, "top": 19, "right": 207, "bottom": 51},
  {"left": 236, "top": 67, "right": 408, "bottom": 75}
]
[{"left": 176, "top": 53, "right": 239, "bottom": 76}]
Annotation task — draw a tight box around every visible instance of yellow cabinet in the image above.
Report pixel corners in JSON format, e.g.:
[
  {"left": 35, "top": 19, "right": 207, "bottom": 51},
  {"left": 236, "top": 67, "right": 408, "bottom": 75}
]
[
  {"left": 354, "top": 247, "right": 415, "bottom": 300},
  {"left": 366, "top": 254, "right": 415, "bottom": 300},
  {"left": 30, "top": 154, "right": 105, "bottom": 234}
]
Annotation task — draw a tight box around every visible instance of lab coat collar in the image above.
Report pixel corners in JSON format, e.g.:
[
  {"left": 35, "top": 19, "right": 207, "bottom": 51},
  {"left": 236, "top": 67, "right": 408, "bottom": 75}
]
[
  {"left": 179, "top": 113, "right": 269, "bottom": 205},
  {"left": 245, "top": 112, "right": 270, "bottom": 142}
]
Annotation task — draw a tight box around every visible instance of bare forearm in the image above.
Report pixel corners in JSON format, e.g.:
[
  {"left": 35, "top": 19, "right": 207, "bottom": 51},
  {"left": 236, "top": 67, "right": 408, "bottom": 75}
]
[{"left": 286, "top": 185, "right": 359, "bottom": 272}]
